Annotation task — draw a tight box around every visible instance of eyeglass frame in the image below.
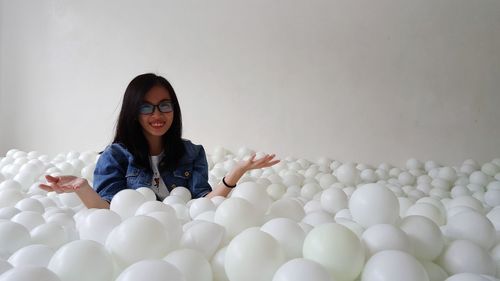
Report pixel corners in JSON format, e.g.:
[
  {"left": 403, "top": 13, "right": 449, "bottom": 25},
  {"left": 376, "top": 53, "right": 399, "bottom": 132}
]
[{"left": 138, "top": 100, "right": 174, "bottom": 115}]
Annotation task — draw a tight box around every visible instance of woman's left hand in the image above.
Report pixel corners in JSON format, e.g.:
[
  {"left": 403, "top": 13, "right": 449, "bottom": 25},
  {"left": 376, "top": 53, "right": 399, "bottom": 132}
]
[{"left": 236, "top": 153, "right": 280, "bottom": 172}]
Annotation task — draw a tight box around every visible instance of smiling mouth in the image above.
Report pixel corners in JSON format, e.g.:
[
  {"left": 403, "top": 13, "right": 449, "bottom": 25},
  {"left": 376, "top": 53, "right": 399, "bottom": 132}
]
[{"left": 150, "top": 121, "right": 165, "bottom": 129}]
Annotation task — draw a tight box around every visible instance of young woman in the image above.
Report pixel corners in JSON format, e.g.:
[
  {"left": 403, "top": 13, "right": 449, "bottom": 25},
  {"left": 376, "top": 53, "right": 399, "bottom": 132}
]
[{"left": 39, "top": 73, "right": 279, "bottom": 209}]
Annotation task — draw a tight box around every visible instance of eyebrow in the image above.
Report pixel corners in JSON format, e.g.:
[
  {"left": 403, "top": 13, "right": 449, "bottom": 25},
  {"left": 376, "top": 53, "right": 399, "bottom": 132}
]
[{"left": 142, "top": 99, "right": 172, "bottom": 104}]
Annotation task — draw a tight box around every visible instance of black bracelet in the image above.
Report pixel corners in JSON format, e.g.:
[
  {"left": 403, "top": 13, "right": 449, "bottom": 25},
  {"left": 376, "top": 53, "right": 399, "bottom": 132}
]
[{"left": 222, "top": 177, "right": 237, "bottom": 188}]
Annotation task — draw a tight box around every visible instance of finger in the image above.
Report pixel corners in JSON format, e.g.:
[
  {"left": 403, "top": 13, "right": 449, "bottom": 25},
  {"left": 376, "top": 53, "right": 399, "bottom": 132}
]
[
  {"left": 38, "top": 184, "right": 54, "bottom": 192},
  {"left": 255, "top": 155, "right": 272, "bottom": 165},
  {"left": 268, "top": 159, "right": 281, "bottom": 165},
  {"left": 246, "top": 154, "right": 256, "bottom": 162},
  {"left": 45, "top": 175, "right": 60, "bottom": 183}
]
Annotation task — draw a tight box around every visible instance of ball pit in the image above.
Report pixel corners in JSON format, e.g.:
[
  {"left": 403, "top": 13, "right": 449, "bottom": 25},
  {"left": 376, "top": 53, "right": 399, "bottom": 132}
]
[{"left": 0, "top": 147, "right": 499, "bottom": 280}]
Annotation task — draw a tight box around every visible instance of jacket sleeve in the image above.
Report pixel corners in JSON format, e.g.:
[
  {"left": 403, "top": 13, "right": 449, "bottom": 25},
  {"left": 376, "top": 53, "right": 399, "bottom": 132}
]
[
  {"left": 92, "top": 144, "right": 129, "bottom": 202},
  {"left": 189, "top": 145, "right": 213, "bottom": 198}
]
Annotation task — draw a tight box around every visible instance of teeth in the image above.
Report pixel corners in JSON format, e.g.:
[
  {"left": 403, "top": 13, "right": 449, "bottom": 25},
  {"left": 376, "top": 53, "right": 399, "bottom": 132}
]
[{"left": 151, "top": 122, "right": 165, "bottom": 127}]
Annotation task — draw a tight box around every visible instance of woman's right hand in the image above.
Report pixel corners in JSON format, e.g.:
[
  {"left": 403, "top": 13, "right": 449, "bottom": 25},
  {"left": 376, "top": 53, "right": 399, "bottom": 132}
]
[{"left": 39, "top": 175, "right": 88, "bottom": 194}]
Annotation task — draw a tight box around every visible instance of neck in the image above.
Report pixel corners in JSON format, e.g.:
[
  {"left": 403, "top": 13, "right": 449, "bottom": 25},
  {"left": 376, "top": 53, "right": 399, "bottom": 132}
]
[{"left": 147, "top": 136, "right": 164, "bottom": 156}]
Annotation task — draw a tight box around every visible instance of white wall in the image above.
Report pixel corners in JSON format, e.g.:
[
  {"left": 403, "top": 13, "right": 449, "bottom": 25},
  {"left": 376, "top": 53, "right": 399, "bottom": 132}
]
[
  {"left": 0, "top": 1, "right": 5, "bottom": 154},
  {"left": 1, "top": 0, "right": 499, "bottom": 166}
]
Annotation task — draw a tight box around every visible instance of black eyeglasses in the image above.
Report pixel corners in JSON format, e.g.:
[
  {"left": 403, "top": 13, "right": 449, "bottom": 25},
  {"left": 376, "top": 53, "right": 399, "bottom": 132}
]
[{"left": 139, "top": 101, "right": 174, "bottom": 115}]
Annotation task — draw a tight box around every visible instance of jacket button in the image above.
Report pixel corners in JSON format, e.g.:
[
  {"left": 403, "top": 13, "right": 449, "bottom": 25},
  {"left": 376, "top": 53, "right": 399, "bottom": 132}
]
[{"left": 184, "top": 171, "right": 190, "bottom": 177}]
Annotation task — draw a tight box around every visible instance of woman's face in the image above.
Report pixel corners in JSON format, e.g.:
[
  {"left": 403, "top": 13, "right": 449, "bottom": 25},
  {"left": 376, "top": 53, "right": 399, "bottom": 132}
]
[{"left": 138, "top": 85, "right": 174, "bottom": 141}]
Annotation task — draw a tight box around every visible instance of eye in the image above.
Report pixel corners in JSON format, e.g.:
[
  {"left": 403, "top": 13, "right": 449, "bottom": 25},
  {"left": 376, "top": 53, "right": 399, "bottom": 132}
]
[
  {"left": 159, "top": 101, "right": 173, "bottom": 112},
  {"left": 139, "top": 104, "right": 154, "bottom": 114}
]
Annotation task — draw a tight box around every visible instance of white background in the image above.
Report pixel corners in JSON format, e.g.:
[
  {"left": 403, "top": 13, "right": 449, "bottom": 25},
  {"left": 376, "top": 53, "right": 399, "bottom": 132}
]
[{"left": 0, "top": 0, "right": 499, "bottom": 166}]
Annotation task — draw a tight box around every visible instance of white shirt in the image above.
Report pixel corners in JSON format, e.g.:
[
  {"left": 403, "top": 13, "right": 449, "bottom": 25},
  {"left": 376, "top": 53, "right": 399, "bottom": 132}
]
[{"left": 149, "top": 153, "right": 169, "bottom": 200}]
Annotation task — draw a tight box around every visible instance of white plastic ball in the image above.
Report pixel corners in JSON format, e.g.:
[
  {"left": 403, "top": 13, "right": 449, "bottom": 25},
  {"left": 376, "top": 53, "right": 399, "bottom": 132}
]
[
  {"left": 486, "top": 207, "right": 500, "bottom": 231},
  {"left": 211, "top": 247, "right": 229, "bottom": 281},
  {"left": 164, "top": 248, "right": 212, "bottom": 281},
  {"left": 445, "top": 273, "right": 493, "bottom": 281},
  {"left": 300, "top": 183, "right": 321, "bottom": 199},
  {"left": 135, "top": 187, "right": 156, "bottom": 201},
  {"left": 110, "top": 189, "right": 147, "bottom": 220},
  {"left": 450, "top": 185, "right": 471, "bottom": 198},
  {"left": 0, "top": 221, "right": 31, "bottom": 258},
  {"left": 440, "top": 167, "right": 458, "bottom": 183},
  {"left": 421, "top": 260, "right": 449, "bottom": 281},
  {"left": 406, "top": 158, "right": 423, "bottom": 170},
  {"left": 487, "top": 181, "right": 500, "bottom": 191},
  {"left": 482, "top": 163, "right": 500, "bottom": 177},
  {"left": 134, "top": 201, "right": 174, "bottom": 216},
  {"left": 0, "top": 259, "right": 12, "bottom": 275},
  {"left": 48, "top": 240, "right": 114, "bottom": 281},
  {"left": 424, "top": 161, "right": 439, "bottom": 172},
  {"left": 361, "top": 250, "right": 429, "bottom": 281},
  {"left": 267, "top": 198, "right": 305, "bottom": 222},
  {"left": 170, "top": 186, "right": 192, "bottom": 203},
  {"left": 10, "top": 211, "right": 45, "bottom": 231},
  {"left": 115, "top": 260, "right": 184, "bottom": 281},
  {"left": 349, "top": 183, "right": 400, "bottom": 228},
  {"left": 399, "top": 215, "right": 444, "bottom": 261},
  {"left": 302, "top": 210, "right": 335, "bottom": 227},
  {"left": 145, "top": 211, "right": 182, "bottom": 249},
  {"left": 375, "top": 169, "right": 389, "bottom": 180},
  {"left": 320, "top": 187, "right": 348, "bottom": 214},
  {"left": 470, "top": 171, "right": 490, "bottom": 187},
  {"left": 438, "top": 239, "right": 496, "bottom": 276},
  {"left": 0, "top": 206, "right": 20, "bottom": 219},
  {"left": 163, "top": 195, "right": 186, "bottom": 206},
  {"left": 303, "top": 200, "right": 323, "bottom": 214},
  {"left": 14, "top": 198, "right": 44, "bottom": 213},
  {"left": 446, "top": 209, "right": 496, "bottom": 250},
  {"left": 230, "top": 181, "right": 272, "bottom": 216},
  {"left": 399, "top": 172, "right": 416, "bottom": 185},
  {"left": 214, "top": 197, "right": 261, "bottom": 239},
  {"left": 225, "top": 228, "right": 286, "bottom": 281},
  {"left": 30, "top": 222, "right": 68, "bottom": 249},
  {"left": 361, "top": 224, "right": 411, "bottom": 257},
  {"left": 303, "top": 223, "right": 364, "bottom": 281},
  {"left": 360, "top": 169, "right": 377, "bottom": 183},
  {"left": 180, "top": 221, "right": 225, "bottom": 260},
  {"left": 8, "top": 244, "right": 54, "bottom": 267},
  {"left": 194, "top": 210, "right": 215, "bottom": 222},
  {"left": 261, "top": 218, "right": 305, "bottom": 259},
  {"left": 79, "top": 209, "right": 121, "bottom": 244},
  {"left": 54, "top": 162, "right": 74, "bottom": 175},
  {"left": 105, "top": 215, "right": 171, "bottom": 268},
  {"left": 0, "top": 266, "right": 61, "bottom": 281},
  {"left": 0, "top": 180, "right": 22, "bottom": 191},
  {"left": 447, "top": 196, "right": 484, "bottom": 213},
  {"left": 188, "top": 198, "right": 215, "bottom": 219},
  {"left": 266, "top": 183, "right": 286, "bottom": 200},
  {"left": 429, "top": 188, "right": 450, "bottom": 199},
  {"left": 318, "top": 174, "right": 337, "bottom": 189},
  {"left": 432, "top": 178, "right": 451, "bottom": 190},
  {"left": 484, "top": 189, "right": 500, "bottom": 207},
  {"left": 272, "top": 258, "right": 331, "bottom": 281},
  {"left": 210, "top": 196, "right": 225, "bottom": 207},
  {"left": 335, "top": 163, "right": 360, "bottom": 186},
  {"left": 405, "top": 202, "right": 445, "bottom": 226}
]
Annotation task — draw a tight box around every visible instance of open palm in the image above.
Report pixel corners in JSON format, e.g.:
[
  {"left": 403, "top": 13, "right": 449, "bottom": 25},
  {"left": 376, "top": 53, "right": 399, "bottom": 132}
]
[{"left": 39, "top": 175, "right": 88, "bottom": 194}]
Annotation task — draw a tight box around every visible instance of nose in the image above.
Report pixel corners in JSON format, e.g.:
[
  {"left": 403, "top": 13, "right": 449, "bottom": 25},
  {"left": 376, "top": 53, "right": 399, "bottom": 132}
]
[{"left": 151, "top": 105, "right": 163, "bottom": 116}]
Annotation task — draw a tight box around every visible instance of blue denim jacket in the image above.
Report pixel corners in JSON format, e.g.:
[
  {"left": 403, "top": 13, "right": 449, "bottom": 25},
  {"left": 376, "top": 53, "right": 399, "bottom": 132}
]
[{"left": 93, "top": 139, "right": 212, "bottom": 202}]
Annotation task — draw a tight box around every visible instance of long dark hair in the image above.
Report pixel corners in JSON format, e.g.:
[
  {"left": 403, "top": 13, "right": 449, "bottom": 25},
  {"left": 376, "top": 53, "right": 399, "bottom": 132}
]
[{"left": 112, "top": 73, "right": 185, "bottom": 170}]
